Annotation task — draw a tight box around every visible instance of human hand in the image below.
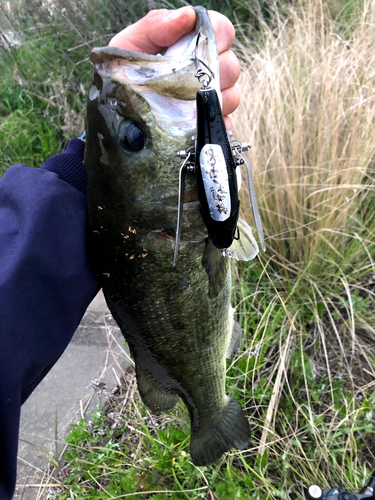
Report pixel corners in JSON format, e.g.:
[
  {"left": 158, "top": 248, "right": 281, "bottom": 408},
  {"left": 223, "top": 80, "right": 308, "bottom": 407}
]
[{"left": 109, "top": 6, "right": 240, "bottom": 128}]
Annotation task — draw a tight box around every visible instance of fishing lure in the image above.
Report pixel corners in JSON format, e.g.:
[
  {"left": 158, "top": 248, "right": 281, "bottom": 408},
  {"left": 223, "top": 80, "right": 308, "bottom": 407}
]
[{"left": 173, "top": 34, "right": 266, "bottom": 266}]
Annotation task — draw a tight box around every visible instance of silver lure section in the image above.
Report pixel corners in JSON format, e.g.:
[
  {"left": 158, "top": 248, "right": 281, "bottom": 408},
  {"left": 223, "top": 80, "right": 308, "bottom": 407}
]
[{"left": 200, "top": 144, "right": 231, "bottom": 222}]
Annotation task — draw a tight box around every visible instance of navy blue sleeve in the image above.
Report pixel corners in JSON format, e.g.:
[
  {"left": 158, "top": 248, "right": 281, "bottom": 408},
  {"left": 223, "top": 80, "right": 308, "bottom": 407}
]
[{"left": 0, "top": 139, "right": 99, "bottom": 499}]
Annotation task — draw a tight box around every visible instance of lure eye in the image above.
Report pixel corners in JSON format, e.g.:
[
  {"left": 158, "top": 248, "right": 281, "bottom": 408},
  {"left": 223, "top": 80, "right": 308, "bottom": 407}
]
[{"left": 119, "top": 121, "right": 146, "bottom": 152}]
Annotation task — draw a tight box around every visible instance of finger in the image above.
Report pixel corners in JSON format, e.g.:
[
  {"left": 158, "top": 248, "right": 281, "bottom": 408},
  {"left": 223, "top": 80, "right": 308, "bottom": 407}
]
[
  {"left": 222, "top": 86, "right": 240, "bottom": 117},
  {"left": 224, "top": 116, "right": 232, "bottom": 130},
  {"left": 109, "top": 6, "right": 195, "bottom": 53},
  {"left": 208, "top": 10, "right": 235, "bottom": 54},
  {"left": 219, "top": 50, "right": 241, "bottom": 91}
]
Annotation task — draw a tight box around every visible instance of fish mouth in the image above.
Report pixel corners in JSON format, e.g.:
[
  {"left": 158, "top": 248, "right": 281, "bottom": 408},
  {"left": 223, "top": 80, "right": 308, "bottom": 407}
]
[{"left": 89, "top": 7, "right": 221, "bottom": 102}]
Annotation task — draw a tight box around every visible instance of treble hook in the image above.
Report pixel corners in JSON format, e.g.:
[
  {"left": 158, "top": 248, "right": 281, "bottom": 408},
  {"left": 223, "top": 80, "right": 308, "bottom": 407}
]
[{"left": 194, "top": 32, "right": 215, "bottom": 87}]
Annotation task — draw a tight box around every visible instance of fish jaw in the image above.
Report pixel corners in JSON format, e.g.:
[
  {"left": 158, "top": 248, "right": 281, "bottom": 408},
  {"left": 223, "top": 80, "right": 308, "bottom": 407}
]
[
  {"left": 90, "top": 46, "right": 200, "bottom": 102},
  {"left": 90, "top": 5, "right": 221, "bottom": 99}
]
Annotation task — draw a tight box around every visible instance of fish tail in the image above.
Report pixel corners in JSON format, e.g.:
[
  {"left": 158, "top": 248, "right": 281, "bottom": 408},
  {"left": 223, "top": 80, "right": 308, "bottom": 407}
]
[{"left": 190, "top": 396, "right": 251, "bottom": 466}]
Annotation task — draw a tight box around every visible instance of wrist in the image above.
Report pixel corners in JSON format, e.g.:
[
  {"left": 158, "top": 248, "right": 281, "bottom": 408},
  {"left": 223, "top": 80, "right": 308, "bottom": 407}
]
[{"left": 40, "top": 138, "right": 87, "bottom": 194}]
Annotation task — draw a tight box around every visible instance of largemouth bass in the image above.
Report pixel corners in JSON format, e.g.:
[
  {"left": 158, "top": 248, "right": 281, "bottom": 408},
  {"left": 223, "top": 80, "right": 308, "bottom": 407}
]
[{"left": 85, "top": 6, "right": 256, "bottom": 466}]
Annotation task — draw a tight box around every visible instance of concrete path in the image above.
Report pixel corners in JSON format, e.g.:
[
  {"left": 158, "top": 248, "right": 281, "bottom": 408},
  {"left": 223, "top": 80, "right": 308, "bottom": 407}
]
[{"left": 13, "top": 291, "right": 130, "bottom": 500}]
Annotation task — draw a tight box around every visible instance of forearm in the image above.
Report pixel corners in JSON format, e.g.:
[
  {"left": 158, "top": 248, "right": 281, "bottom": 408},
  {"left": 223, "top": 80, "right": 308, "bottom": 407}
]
[{"left": 0, "top": 139, "right": 98, "bottom": 498}]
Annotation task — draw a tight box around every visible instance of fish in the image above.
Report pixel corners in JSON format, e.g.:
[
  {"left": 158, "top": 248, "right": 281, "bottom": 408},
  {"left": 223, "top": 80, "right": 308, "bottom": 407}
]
[{"left": 84, "top": 6, "right": 258, "bottom": 466}]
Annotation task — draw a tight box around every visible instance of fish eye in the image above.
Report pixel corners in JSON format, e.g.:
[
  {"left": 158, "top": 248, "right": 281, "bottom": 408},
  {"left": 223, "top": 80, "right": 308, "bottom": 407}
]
[{"left": 119, "top": 121, "right": 146, "bottom": 152}]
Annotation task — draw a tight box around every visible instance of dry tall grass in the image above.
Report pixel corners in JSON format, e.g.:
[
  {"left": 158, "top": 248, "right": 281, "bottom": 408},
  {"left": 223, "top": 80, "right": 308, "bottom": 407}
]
[{"left": 235, "top": 0, "right": 375, "bottom": 278}]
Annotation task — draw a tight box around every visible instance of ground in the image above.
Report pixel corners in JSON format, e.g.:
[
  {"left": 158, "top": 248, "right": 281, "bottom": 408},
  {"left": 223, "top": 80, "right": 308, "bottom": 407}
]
[{"left": 14, "top": 291, "right": 130, "bottom": 500}]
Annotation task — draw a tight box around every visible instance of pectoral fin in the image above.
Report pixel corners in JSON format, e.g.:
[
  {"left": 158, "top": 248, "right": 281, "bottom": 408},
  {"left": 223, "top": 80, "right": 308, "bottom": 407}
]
[
  {"left": 226, "top": 307, "right": 242, "bottom": 358},
  {"left": 202, "top": 239, "right": 229, "bottom": 298}
]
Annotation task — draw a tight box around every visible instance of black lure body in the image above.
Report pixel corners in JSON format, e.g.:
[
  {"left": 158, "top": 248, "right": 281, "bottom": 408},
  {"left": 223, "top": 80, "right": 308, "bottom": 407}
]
[{"left": 195, "top": 86, "right": 240, "bottom": 250}]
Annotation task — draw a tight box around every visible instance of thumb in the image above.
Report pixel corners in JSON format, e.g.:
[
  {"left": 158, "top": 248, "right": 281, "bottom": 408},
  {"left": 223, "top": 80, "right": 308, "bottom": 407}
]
[{"left": 109, "top": 6, "right": 196, "bottom": 54}]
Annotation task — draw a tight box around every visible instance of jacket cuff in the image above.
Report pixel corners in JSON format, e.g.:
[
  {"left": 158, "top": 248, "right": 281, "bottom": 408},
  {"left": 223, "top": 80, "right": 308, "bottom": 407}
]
[{"left": 40, "top": 138, "right": 87, "bottom": 195}]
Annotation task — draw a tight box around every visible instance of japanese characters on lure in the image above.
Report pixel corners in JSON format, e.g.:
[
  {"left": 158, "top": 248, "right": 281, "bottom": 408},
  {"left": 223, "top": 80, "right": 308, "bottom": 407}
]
[{"left": 173, "top": 33, "right": 266, "bottom": 266}]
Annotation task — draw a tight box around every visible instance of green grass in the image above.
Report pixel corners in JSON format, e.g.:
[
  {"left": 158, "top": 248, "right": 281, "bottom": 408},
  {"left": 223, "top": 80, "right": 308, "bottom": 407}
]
[
  {"left": 0, "top": 0, "right": 295, "bottom": 175},
  {"left": 2, "top": 0, "right": 375, "bottom": 497}
]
